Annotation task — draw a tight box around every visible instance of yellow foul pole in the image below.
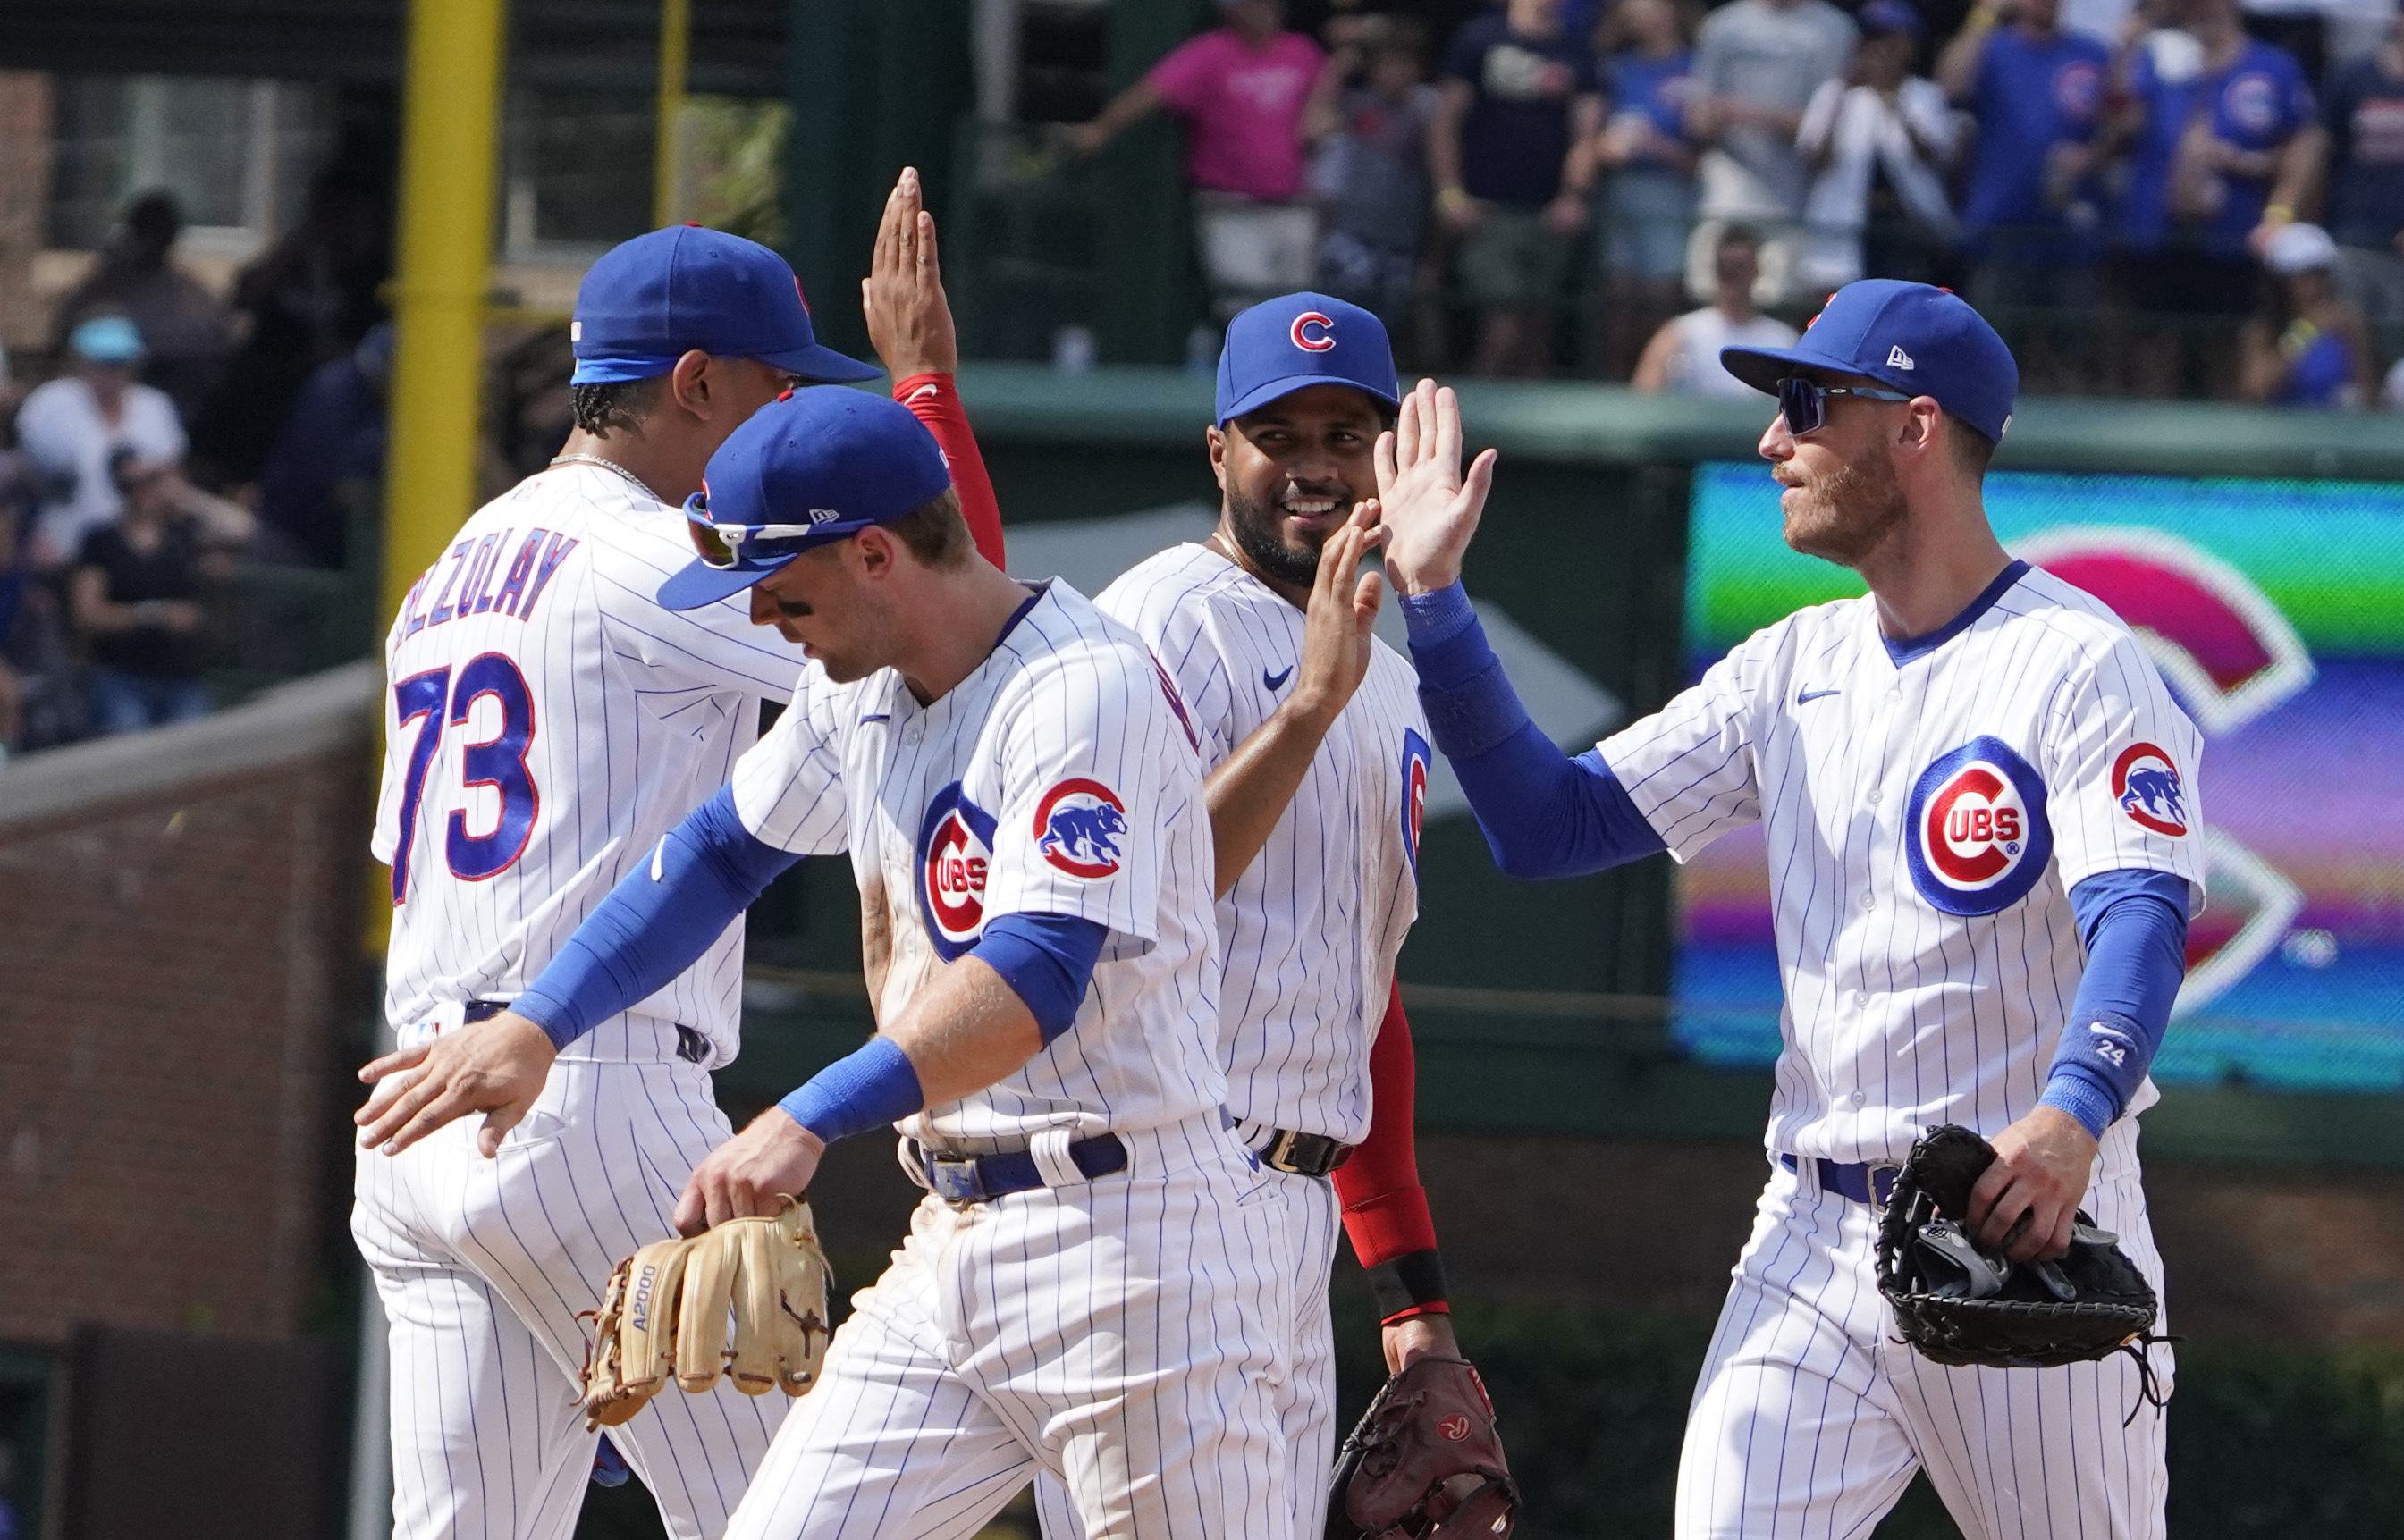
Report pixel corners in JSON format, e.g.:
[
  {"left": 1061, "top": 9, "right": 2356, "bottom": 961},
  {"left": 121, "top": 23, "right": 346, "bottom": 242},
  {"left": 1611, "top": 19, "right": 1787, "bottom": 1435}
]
[
  {"left": 654, "top": 0, "right": 692, "bottom": 225},
  {"left": 380, "top": 0, "right": 510, "bottom": 624}
]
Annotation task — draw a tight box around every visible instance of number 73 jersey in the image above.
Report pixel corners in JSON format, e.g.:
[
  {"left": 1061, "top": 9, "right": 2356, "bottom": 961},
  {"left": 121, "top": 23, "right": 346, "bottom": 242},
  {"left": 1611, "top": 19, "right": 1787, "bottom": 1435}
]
[
  {"left": 371, "top": 464, "right": 812, "bottom": 1057},
  {"left": 1599, "top": 562, "right": 2206, "bottom": 1169}
]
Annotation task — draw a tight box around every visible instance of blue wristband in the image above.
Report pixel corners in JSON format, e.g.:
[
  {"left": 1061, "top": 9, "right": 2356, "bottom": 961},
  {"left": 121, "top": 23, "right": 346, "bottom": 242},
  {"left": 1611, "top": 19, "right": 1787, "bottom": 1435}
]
[
  {"left": 1397, "top": 581, "right": 1478, "bottom": 652},
  {"left": 778, "top": 1036, "right": 925, "bottom": 1147}
]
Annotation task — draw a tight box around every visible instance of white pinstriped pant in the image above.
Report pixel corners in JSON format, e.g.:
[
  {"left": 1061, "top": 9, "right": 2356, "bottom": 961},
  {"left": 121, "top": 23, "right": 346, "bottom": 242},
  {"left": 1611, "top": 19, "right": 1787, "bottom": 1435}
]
[
  {"left": 721, "top": 1116, "right": 1299, "bottom": 1540},
  {"left": 1675, "top": 1140, "right": 2172, "bottom": 1540},
  {"left": 1032, "top": 1166, "right": 1342, "bottom": 1540},
  {"left": 352, "top": 1034, "right": 784, "bottom": 1540}
]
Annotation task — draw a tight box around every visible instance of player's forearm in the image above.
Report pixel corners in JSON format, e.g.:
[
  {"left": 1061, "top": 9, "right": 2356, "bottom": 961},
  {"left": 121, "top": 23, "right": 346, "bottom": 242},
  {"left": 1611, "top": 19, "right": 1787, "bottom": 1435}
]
[
  {"left": 895, "top": 374, "right": 1006, "bottom": 568},
  {"left": 2038, "top": 871, "right": 2190, "bottom": 1137},
  {"left": 1335, "top": 981, "right": 1452, "bottom": 1324},
  {"left": 1204, "top": 694, "right": 1343, "bottom": 898},
  {"left": 512, "top": 788, "right": 797, "bottom": 1049},
  {"left": 1401, "top": 585, "right": 1666, "bottom": 879}
]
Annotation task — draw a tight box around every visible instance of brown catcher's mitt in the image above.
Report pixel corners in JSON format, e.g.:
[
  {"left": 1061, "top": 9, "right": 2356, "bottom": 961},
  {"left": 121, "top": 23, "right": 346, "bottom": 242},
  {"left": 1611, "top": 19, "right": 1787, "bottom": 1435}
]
[
  {"left": 1327, "top": 1356, "right": 1518, "bottom": 1540},
  {"left": 579, "top": 1195, "right": 834, "bottom": 1430}
]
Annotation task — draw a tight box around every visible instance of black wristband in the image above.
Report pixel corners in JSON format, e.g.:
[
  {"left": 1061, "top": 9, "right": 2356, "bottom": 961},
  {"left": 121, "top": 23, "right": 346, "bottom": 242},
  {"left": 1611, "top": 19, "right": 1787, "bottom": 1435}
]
[{"left": 1368, "top": 1248, "right": 1449, "bottom": 1319}]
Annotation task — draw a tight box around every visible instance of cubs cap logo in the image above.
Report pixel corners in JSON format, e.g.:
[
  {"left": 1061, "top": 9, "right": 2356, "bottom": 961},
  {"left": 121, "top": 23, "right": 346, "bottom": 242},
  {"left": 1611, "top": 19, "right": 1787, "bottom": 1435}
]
[
  {"left": 1034, "top": 778, "right": 1129, "bottom": 879},
  {"left": 1904, "top": 737, "right": 2054, "bottom": 916},
  {"left": 1399, "top": 728, "right": 1431, "bottom": 877},
  {"left": 1289, "top": 311, "right": 1336, "bottom": 352},
  {"left": 2112, "top": 743, "right": 2189, "bottom": 837},
  {"left": 915, "top": 782, "right": 999, "bottom": 959}
]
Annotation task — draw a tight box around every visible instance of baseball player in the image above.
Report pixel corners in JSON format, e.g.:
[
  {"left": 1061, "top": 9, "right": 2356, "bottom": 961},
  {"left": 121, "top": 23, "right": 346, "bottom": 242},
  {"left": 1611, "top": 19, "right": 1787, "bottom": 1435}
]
[
  {"left": 363, "top": 384, "right": 1297, "bottom": 1539},
  {"left": 1372, "top": 281, "right": 2202, "bottom": 1538},
  {"left": 1050, "top": 292, "right": 1467, "bottom": 1540},
  {"left": 350, "top": 174, "right": 1008, "bottom": 1540}
]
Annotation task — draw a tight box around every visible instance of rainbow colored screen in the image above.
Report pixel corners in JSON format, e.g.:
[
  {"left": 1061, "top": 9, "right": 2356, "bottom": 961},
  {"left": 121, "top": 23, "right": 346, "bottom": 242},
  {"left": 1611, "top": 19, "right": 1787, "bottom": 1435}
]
[{"left": 1673, "top": 462, "right": 2404, "bottom": 1094}]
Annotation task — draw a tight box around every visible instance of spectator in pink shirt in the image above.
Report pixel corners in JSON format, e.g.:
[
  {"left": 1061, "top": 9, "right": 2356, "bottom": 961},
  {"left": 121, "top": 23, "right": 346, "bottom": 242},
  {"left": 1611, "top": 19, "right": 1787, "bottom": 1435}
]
[{"left": 1068, "top": 0, "right": 1331, "bottom": 316}]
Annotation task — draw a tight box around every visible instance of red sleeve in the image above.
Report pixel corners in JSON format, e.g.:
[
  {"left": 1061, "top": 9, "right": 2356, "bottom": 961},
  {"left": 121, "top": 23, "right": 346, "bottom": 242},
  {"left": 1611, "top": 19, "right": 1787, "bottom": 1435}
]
[
  {"left": 1334, "top": 980, "right": 1447, "bottom": 1319},
  {"left": 894, "top": 373, "right": 1005, "bottom": 568}
]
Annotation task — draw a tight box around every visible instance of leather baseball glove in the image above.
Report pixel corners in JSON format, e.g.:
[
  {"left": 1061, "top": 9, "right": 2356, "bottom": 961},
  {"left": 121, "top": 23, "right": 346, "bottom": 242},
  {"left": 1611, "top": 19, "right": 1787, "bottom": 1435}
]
[
  {"left": 579, "top": 1195, "right": 835, "bottom": 1430},
  {"left": 1876, "top": 1125, "right": 2164, "bottom": 1382},
  {"left": 1327, "top": 1356, "right": 1518, "bottom": 1540}
]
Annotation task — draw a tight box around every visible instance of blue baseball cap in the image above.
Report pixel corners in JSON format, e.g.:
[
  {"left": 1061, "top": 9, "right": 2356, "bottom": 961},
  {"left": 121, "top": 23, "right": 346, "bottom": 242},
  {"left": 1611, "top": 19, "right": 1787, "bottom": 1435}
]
[
  {"left": 1721, "top": 280, "right": 2019, "bottom": 444},
  {"left": 657, "top": 388, "right": 954, "bottom": 611},
  {"left": 571, "top": 224, "right": 881, "bottom": 387},
  {"left": 70, "top": 315, "right": 145, "bottom": 364},
  {"left": 1215, "top": 292, "right": 1401, "bottom": 424}
]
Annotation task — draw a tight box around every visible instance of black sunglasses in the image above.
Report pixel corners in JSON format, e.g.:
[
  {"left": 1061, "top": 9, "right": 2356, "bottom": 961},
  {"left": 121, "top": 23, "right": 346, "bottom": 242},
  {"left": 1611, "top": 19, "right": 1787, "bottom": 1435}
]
[{"left": 1776, "top": 376, "right": 1914, "bottom": 437}]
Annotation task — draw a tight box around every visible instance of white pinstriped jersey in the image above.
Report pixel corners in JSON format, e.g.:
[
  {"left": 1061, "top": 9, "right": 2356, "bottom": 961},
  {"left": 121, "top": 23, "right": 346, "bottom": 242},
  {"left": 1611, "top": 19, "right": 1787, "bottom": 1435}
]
[
  {"left": 728, "top": 580, "right": 1228, "bottom": 1146},
  {"left": 1602, "top": 562, "right": 2205, "bottom": 1170},
  {"left": 1097, "top": 543, "right": 1426, "bottom": 1144},
  {"left": 372, "top": 463, "right": 808, "bottom": 1060}
]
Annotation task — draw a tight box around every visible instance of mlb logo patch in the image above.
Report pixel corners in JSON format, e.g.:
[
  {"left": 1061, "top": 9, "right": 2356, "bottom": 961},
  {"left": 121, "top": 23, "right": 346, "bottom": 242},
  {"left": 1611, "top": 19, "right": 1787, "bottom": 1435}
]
[
  {"left": 1034, "top": 778, "right": 1129, "bottom": 879},
  {"left": 1904, "top": 737, "right": 2054, "bottom": 916},
  {"left": 2112, "top": 743, "right": 2189, "bottom": 837}
]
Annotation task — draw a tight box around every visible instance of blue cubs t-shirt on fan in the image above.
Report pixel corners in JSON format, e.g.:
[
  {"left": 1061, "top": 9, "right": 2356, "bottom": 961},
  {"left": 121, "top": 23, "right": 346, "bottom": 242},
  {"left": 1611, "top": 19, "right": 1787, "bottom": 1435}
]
[
  {"left": 2120, "top": 37, "right": 2315, "bottom": 257},
  {"left": 1960, "top": 27, "right": 2111, "bottom": 258},
  {"left": 1610, "top": 50, "right": 1694, "bottom": 150},
  {"left": 1441, "top": 13, "right": 1600, "bottom": 208}
]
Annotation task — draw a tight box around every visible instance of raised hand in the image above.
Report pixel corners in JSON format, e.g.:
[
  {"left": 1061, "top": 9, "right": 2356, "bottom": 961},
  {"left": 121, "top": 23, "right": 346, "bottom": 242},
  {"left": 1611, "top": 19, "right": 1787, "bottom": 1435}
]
[
  {"left": 863, "top": 166, "right": 958, "bottom": 380},
  {"left": 1293, "top": 499, "right": 1388, "bottom": 722},
  {"left": 1373, "top": 378, "right": 1497, "bottom": 597}
]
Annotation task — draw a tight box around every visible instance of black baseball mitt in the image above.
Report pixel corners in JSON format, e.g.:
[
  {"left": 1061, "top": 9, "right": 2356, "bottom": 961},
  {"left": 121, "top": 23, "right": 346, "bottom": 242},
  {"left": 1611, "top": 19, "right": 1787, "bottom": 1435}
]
[
  {"left": 1875, "top": 1124, "right": 2164, "bottom": 1385},
  {"left": 1327, "top": 1357, "right": 1517, "bottom": 1540}
]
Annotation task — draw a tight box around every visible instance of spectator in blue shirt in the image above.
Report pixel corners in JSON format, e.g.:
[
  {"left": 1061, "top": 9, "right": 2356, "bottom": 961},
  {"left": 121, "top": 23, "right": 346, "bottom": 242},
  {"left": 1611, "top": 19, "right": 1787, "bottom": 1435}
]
[
  {"left": 1590, "top": 0, "right": 1698, "bottom": 377},
  {"left": 2316, "top": 13, "right": 2404, "bottom": 332},
  {"left": 1430, "top": 0, "right": 1607, "bottom": 376},
  {"left": 1937, "top": 0, "right": 2113, "bottom": 388},
  {"left": 2088, "top": 0, "right": 2323, "bottom": 396}
]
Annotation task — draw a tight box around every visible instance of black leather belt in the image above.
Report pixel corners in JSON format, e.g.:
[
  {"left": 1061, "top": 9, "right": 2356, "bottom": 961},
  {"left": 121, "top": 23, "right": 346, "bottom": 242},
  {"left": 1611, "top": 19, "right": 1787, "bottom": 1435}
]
[
  {"left": 1781, "top": 1153, "right": 1898, "bottom": 1207},
  {"left": 1255, "top": 1127, "right": 1354, "bottom": 1179},
  {"left": 913, "top": 1133, "right": 1129, "bottom": 1204},
  {"left": 462, "top": 1000, "right": 711, "bottom": 1065}
]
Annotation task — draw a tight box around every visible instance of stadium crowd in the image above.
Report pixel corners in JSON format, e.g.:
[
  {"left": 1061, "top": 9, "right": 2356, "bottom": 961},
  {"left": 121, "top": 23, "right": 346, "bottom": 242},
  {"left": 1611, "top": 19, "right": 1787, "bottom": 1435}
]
[{"left": 1084, "top": 0, "right": 2404, "bottom": 401}]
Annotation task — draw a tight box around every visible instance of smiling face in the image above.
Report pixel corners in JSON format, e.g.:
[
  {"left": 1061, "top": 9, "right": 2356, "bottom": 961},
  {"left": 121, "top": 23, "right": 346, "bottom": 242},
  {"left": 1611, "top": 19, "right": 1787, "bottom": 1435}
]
[
  {"left": 1758, "top": 370, "right": 1914, "bottom": 569},
  {"left": 1208, "top": 383, "right": 1387, "bottom": 593}
]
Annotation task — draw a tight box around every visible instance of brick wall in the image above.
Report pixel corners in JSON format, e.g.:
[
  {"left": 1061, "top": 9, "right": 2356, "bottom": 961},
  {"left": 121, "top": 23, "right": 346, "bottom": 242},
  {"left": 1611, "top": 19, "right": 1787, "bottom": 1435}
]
[
  {"left": 0, "top": 72, "right": 53, "bottom": 354},
  {"left": 0, "top": 665, "right": 375, "bottom": 1346}
]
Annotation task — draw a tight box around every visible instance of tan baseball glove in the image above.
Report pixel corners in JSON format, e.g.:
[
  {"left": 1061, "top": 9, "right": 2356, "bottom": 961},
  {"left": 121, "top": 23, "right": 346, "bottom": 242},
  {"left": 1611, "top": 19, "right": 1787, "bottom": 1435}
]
[{"left": 579, "top": 1195, "right": 835, "bottom": 1430}]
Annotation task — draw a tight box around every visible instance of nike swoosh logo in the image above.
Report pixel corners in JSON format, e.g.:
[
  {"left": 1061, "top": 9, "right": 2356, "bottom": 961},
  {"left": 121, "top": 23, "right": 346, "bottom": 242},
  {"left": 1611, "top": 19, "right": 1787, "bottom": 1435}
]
[
  {"left": 1796, "top": 687, "right": 1842, "bottom": 703},
  {"left": 904, "top": 383, "right": 941, "bottom": 403},
  {"left": 1263, "top": 665, "right": 1295, "bottom": 691}
]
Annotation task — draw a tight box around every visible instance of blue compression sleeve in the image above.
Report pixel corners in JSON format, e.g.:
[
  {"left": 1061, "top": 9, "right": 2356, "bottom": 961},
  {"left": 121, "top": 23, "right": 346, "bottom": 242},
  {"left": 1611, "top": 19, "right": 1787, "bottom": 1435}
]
[
  {"left": 2038, "top": 871, "right": 2192, "bottom": 1138},
  {"left": 1400, "top": 583, "right": 1667, "bottom": 879},
  {"left": 779, "top": 1035, "right": 925, "bottom": 1145},
  {"left": 970, "top": 913, "right": 1108, "bottom": 1043},
  {"left": 512, "top": 788, "right": 798, "bottom": 1050}
]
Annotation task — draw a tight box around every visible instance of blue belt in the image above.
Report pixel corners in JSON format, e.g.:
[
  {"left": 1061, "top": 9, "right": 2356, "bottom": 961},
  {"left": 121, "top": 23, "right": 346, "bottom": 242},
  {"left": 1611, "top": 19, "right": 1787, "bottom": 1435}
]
[
  {"left": 914, "top": 1133, "right": 1129, "bottom": 1205},
  {"left": 1781, "top": 1153, "right": 1898, "bottom": 1207}
]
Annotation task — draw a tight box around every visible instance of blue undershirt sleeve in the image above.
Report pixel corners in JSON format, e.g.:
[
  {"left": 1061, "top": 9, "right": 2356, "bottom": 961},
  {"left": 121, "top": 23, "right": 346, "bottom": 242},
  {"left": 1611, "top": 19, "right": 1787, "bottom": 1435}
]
[
  {"left": 511, "top": 787, "right": 798, "bottom": 1051},
  {"left": 1400, "top": 583, "right": 1668, "bottom": 880},
  {"left": 2038, "top": 870, "right": 2192, "bottom": 1139},
  {"left": 970, "top": 913, "right": 1109, "bottom": 1043}
]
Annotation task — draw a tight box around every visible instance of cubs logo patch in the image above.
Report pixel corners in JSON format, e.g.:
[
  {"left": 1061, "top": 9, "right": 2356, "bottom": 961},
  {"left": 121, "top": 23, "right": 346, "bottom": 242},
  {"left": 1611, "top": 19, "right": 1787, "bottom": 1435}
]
[
  {"left": 915, "top": 781, "right": 999, "bottom": 960},
  {"left": 1034, "top": 778, "right": 1129, "bottom": 879},
  {"left": 1289, "top": 310, "right": 1336, "bottom": 352},
  {"left": 2223, "top": 72, "right": 2278, "bottom": 133},
  {"left": 1904, "top": 737, "right": 2054, "bottom": 916},
  {"left": 1399, "top": 728, "right": 1430, "bottom": 876},
  {"left": 1151, "top": 652, "right": 1199, "bottom": 753},
  {"left": 2112, "top": 743, "right": 2189, "bottom": 837},
  {"left": 2054, "top": 58, "right": 2103, "bottom": 119}
]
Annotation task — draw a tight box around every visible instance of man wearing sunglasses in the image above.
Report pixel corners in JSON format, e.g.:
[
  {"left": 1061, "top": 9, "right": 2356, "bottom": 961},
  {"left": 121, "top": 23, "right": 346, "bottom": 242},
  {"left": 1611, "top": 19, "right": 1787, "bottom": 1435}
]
[
  {"left": 1371, "top": 279, "right": 2202, "bottom": 1538},
  {"left": 350, "top": 176, "right": 1011, "bottom": 1540},
  {"left": 373, "top": 384, "right": 1298, "bottom": 1539}
]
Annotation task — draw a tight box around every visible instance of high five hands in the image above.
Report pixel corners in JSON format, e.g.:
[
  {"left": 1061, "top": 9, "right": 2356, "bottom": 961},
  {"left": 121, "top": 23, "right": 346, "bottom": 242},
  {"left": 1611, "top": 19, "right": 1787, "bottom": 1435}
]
[{"left": 1373, "top": 379, "right": 1498, "bottom": 598}]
